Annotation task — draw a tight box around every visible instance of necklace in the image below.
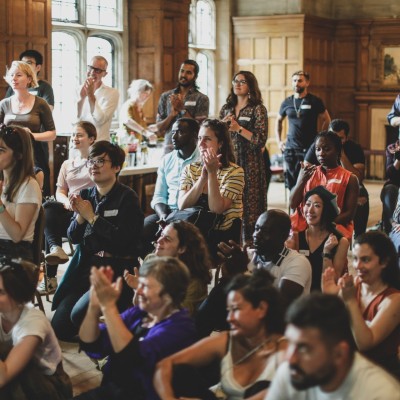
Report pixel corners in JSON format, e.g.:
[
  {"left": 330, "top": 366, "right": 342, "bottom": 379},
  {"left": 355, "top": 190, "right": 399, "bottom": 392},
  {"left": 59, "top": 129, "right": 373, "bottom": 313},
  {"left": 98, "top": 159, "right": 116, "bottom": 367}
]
[
  {"left": 293, "top": 96, "right": 305, "bottom": 119},
  {"left": 233, "top": 337, "right": 271, "bottom": 366}
]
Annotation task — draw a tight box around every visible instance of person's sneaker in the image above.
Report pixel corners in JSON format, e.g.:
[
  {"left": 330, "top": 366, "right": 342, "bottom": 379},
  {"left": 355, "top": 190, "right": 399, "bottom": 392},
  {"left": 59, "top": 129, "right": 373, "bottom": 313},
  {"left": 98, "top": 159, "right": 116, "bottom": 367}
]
[
  {"left": 37, "top": 277, "right": 58, "bottom": 294},
  {"left": 45, "top": 245, "right": 69, "bottom": 265}
]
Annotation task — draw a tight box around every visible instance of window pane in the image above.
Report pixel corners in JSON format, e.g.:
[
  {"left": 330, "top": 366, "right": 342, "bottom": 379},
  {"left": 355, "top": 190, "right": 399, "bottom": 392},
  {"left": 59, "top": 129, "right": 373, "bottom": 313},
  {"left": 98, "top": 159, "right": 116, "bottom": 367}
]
[
  {"left": 52, "top": 0, "right": 78, "bottom": 23},
  {"left": 52, "top": 32, "right": 79, "bottom": 133},
  {"left": 86, "top": 0, "right": 117, "bottom": 27},
  {"left": 87, "top": 36, "right": 113, "bottom": 87},
  {"left": 196, "top": 52, "right": 208, "bottom": 96},
  {"left": 196, "top": 1, "right": 212, "bottom": 47}
]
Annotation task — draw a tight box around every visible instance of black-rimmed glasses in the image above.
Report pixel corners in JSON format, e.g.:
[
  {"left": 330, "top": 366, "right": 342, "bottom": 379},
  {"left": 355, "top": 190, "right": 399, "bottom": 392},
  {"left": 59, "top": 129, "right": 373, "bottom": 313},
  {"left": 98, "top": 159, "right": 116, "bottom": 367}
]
[
  {"left": 232, "top": 79, "right": 247, "bottom": 86},
  {"left": 86, "top": 158, "right": 112, "bottom": 168},
  {"left": 87, "top": 65, "right": 106, "bottom": 74}
]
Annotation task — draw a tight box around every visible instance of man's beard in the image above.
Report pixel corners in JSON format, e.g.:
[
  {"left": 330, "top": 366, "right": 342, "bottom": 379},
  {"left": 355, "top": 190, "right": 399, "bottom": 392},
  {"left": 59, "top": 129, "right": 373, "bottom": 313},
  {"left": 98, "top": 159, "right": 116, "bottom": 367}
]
[
  {"left": 289, "top": 363, "right": 337, "bottom": 391},
  {"left": 294, "top": 86, "right": 305, "bottom": 94},
  {"left": 179, "top": 79, "right": 194, "bottom": 87}
]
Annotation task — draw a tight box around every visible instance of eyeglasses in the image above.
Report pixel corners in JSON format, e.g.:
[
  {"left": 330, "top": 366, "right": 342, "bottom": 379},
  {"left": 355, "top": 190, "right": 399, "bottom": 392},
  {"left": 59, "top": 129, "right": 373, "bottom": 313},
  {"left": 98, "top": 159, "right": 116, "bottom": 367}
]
[
  {"left": 232, "top": 79, "right": 247, "bottom": 86},
  {"left": 86, "top": 158, "right": 112, "bottom": 168},
  {"left": 87, "top": 65, "right": 106, "bottom": 74}
]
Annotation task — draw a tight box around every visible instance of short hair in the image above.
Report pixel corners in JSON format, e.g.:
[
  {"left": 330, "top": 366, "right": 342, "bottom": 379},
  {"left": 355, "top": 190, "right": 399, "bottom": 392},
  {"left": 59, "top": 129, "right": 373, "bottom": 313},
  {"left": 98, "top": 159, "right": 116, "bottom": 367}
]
[
  {"left": 139, "top": 256, "right": 190, "bottom": 308},
  {"left": 292, "top": 70, "right": 310, "bottom": 81},
  {"left": 168, "top": 220, "right": 212, "bottom": 284},
  {"left": 19, "top": 49, "right": 43, "bottom": 66},
  {"left": 329, "top": 119, "right": 350, "bottom": 137},
  {"left": 201, "top": 118, "right": 236, "bottom": 167},
  {"left": 182, "top": 59, "right": 199, "bottom": 79},
  {"left": 91, "top": 56, "right": 108, "bottom": 69},
  {"left": 0, "top": 125, "right": 35, "bottom": 202},
  {"left": 315, "top": 130, "right": 342, "bottom": 157},
  {"left": 0, "top": 257, "right": 38, "bottom": 304},
  {"left": 4, "top": 61, "right": 38, "bottom": 89},
  {"left": 177, "top": 117, "right": 200, "bottom": 138},
  {"left": 226, "top": 71, "right": 263, "bottom": 107},
  {"left": 263, "top": 209, "right": 292, "bottom": 242},
  {"left": 88, "top": 141, "right": 125, "bottom": 171},
  {"left": 74, "top": 121, "right": 97, "bottom": 141},
  {"left": 286, "top": 293, "right": 356, "bottom": 351},
  {"left": 354, "top": 231, "right": 400, "bottom": 290},
  {"left": 226, "top": 268, "right": 285, "bottom": 334},
  {"left": 127, "top": 79, "right": 153, "bottom": 99}
]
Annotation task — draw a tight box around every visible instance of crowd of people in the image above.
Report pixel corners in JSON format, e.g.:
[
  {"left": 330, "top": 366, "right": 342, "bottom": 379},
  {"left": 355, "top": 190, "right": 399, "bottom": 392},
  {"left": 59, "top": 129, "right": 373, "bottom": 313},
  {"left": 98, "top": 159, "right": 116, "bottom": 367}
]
[{"left": 0, "top": 51, "right": 399, "bottom": 399}]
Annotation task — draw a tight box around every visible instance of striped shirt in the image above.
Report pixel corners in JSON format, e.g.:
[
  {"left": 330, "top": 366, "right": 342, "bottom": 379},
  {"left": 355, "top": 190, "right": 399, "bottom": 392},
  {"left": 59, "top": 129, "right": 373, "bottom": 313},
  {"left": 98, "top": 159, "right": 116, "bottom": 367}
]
[{"left": 180, "top": 162, "right": 244, "bottom": 230}]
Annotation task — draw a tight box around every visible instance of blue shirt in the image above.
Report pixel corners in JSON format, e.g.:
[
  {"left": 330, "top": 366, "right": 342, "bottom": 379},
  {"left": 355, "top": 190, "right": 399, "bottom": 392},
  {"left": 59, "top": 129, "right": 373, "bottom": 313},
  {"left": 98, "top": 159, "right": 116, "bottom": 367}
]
[{"left": 151, "top": 147, "right": 200, "bottom": 210}]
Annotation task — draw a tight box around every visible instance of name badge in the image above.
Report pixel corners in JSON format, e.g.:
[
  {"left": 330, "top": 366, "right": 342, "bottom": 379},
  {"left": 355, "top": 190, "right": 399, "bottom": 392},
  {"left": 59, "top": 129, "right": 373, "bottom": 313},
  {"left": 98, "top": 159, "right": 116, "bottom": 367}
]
[
  {"left": 104, "top": 209, "right": 118, "bottom": 217},
  {"left": 299, "top": 249, "right": 310, "bottom": 256},
  {"left": 301, "top": 105, "right": 311, "bottom": 109},
  {"left": 238, "top": 116, "right": 251, "bottom": 121},
  {"left": 184, "top": 101, "right": 196, "bottom": 106},
  {"left": 327, "top": 179, "right": 342, "bottom": 184},
  {"left": 30, "top": 90, "right": 38, "bottom": 96},
  {"left": 7, "top": 115, "right": 16, "bottom": 120}
]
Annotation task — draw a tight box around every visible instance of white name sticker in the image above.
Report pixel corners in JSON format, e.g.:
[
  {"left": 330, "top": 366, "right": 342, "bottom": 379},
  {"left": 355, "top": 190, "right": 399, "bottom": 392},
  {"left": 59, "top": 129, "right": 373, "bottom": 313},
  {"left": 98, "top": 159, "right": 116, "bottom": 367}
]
[
  {"left": 301, "top": 105, "right": 311, "bottom": 109},
  {"left": 7, "top": 115, "right": 16, "bottom": 120},
  {"left": 327, "top": 179, "right": 342, "bottom": 184},
  {"left": 299, "top": 249, "right": 310, "bottom": 256},
  {"left": 238, "top": 116, "right": 251, "bottom": 121},
  {"left": 184, "top": 101, "right": 196, "bottom": 106},
  {"left": 30, "top": 90, "right": 38, "bottom": 96},
  {"left": 104, "top": 209, "right": 118, "bottom": 217}
]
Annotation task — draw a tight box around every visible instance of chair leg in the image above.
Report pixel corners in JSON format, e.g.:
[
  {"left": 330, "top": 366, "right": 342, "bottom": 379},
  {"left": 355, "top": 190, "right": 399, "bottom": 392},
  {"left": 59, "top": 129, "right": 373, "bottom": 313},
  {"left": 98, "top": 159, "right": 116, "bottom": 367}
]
[{"left": 34, "top": 290, "right": 45, "bottom": 313}]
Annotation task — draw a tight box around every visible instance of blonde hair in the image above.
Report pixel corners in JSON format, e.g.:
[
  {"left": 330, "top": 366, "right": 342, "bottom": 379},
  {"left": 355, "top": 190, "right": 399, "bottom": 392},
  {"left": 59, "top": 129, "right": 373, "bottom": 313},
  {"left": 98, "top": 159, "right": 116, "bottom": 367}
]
[
  {"left": 127, "top": 79, "right": 153, "bottom": 99},
  {"left": 4, "top": 61, "right": 38, "bottom": 89}
]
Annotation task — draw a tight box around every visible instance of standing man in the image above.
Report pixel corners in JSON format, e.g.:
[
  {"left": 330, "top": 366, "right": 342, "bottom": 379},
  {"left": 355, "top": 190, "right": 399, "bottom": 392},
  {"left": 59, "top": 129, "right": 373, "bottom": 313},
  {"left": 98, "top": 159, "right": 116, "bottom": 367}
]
[
  {"left": 156, "top": 59, "right": 209, "bottom": 154},
  {"left": 76, "top": 56, "right": 119, "bottom": 142},
  {"left": 141, "top": 118, "right": 201, "bottom": 255},
  {"left": 275, "top": 70, "right": 331, "bottom": 190},
  {"left": 388, "top": 92, "right": 400, "bottom": 138},
  {"left": 266, "top": 293, "right": 400, "bottom": 400},
  {"left": 304, "top": 119, "right": 369, "bottom": 236},
  {"left": 5, "top": 49, "right": 54, "bottom": 110}
]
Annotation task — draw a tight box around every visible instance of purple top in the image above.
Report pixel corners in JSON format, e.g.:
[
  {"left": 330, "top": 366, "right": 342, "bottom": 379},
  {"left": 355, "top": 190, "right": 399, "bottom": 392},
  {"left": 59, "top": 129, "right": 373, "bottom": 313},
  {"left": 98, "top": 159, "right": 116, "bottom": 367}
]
[{"left": 82, "top": 306, "right": 197, "bottom": 399}]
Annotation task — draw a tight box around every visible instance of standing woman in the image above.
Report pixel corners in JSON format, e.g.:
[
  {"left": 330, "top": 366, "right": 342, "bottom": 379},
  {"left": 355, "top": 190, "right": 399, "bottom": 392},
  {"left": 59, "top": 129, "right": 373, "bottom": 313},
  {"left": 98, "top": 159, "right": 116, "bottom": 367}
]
[
  {"left": 220, "top": 71, "right": 268, "bottom": 244},
  {"left": 0, "top": 61, "right": 56, "bottom": 196},
  {"left": 0, "top": 124, "right": 42, "bottom": 261}
]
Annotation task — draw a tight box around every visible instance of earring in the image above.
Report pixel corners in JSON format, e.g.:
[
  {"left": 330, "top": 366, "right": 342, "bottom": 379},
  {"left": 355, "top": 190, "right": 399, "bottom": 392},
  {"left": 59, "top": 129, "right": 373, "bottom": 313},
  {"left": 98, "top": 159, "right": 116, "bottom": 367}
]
[{"left": 248, "top": 93, "right": 251, "bottom": 99}]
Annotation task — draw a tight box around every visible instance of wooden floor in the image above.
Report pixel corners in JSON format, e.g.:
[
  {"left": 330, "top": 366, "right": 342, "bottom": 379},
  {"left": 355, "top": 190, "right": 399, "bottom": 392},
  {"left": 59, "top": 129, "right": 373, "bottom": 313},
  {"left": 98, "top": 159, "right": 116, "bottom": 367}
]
[{"left": 42, "top": 179, "right": 384, "bottom": 396}]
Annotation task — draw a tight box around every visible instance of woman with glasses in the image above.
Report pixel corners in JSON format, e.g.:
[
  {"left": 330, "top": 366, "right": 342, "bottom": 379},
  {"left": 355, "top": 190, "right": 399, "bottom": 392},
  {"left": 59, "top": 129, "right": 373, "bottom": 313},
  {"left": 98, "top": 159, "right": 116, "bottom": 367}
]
[
  {"left": 38, "top": 121, "right": 97, "bottom": 294},
  {"left": 220, "top": 71, "right": 268, "bottom": 244},
  {"left": 0, "top": 125, "right": 42, "bottom": 261},
  {"left": 0, "top": 257, "right": 72, "bottom": 399},
  {"left": 0, "top": 60, "right": 56, "bottom": 196}
]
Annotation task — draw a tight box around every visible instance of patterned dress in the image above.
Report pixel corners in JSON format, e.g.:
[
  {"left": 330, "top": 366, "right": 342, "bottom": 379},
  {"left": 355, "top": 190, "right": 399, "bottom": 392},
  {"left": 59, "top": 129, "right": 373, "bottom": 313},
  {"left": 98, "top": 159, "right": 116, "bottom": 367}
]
[{"left": 220, "top": 103, "right": 268, "bottom": 243}]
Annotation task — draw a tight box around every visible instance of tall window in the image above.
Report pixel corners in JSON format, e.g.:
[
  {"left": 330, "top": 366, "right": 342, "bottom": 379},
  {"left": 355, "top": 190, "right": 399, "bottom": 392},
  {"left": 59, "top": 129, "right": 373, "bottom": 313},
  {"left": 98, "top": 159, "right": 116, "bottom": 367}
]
[
  {"left": 189, "top": 0, "right": 216, "bottom": 115},
  {"left": 51, "top": 0, "right": 123, "bottom": 133}
]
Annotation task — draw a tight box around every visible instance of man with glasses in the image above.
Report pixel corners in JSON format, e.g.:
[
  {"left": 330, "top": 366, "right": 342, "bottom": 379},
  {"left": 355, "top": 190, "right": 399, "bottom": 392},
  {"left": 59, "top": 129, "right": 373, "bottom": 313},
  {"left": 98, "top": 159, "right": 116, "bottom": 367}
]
[
  {"left": 51, "top": 140, "right": 144, "bottom": 342},
  {"left": 155, "top": 59, "right": 209, "bottom": 154},
  {"left": 76, "top": 56, "right": 119, "bottom": 142},
  {"left": 275, "top": 71, "right": 331, "bottom": 190},
  {"left": 4, "top": 49, "right": 54, "bottom": 110}
]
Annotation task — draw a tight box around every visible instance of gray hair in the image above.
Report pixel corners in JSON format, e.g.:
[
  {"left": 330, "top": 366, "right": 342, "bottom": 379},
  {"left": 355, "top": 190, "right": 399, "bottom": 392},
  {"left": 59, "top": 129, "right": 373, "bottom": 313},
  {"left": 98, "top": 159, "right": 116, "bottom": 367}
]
[{"left": 128, "top": 79, "right": 153, "bottom": 99}]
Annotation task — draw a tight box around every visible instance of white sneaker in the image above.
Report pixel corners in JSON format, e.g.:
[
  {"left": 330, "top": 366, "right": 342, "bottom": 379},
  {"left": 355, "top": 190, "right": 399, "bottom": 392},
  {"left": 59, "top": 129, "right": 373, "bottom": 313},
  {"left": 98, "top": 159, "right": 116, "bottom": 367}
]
[
  {"left": 45, "top": 246, "right": 69, "bottom": 265},
  {"left": 37, "top": 277, "right": 58, "bottom": 294}
]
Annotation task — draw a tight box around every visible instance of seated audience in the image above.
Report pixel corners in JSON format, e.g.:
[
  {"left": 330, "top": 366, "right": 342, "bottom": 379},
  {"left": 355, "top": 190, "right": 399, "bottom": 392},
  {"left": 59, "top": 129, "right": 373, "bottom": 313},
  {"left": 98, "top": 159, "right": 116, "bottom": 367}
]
[
  {"left": 389, "top": 190, "right": 400, "bottom": 256},
  {"left": 126, "top": 220, "right": 212, "bottom": 316},
  {"left": 381, "top": 138, "right": 400, "bottom": 234},
  {"left": 322, "top": 230, "right": 400, "bottom": 375},
  {"left": 304, "top": 119, "right": 369, "bottom": 237},
  {"left": 38, "top": 121, "right": 97, "bottom": 294},
  {"left": 118, "top": 79, "right": 157, "bottom": 143},
  {"left": 219, "top": 210, "right": 312, "bottom": 307},
  {"left": 0, "top": 256, "right": 72, "bottom": 400},
  {"left": 265, "top": 293, "right": 400, "bottom": 400},
  {"left": 290, "top": 130, "right": 359, "bottom": 240},
  {"left": 51, "top": 141, "right": 144, "bottom": 342},
  {"left": 289, "top": 186, "right": 348, "bottom": 291},
  {"left": 75, "top": 257, "right": 197, "bottom": 400},
  {"left": 142, "top": 118, "right": 200, "bottom": 255},
  {"left": 154, "top": 268, "right": 287, "bottom": 400},
  {"left": 0, "top": 124, "right": 42, "bottom": 261},
  {"left": 178, "top": 118, "right": 244, "bottom": 257}
]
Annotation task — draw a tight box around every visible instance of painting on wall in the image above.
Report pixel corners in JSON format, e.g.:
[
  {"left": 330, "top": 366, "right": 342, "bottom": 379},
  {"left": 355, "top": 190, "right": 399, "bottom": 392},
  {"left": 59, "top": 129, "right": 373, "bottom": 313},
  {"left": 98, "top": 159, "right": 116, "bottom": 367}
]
[{"left": 383, "top": 46, "right": 400, "bottom": 86}]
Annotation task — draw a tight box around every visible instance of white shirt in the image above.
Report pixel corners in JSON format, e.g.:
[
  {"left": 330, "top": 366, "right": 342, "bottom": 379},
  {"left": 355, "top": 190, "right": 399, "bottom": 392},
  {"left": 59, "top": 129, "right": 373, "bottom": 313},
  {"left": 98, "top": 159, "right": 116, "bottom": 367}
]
[{"left": 76, "top": 83, "right": 119, "bottom": 142}]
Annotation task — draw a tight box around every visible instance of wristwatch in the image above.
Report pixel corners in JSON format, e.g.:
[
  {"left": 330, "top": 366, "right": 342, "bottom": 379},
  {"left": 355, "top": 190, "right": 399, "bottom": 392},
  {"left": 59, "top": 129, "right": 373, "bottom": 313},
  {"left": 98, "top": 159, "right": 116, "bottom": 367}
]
[
  {"left": 322, "top": 252, "right": 333, "bottom": 259},
  {"left": 238, "top": 127, "right": 243, "bottom": 135}
]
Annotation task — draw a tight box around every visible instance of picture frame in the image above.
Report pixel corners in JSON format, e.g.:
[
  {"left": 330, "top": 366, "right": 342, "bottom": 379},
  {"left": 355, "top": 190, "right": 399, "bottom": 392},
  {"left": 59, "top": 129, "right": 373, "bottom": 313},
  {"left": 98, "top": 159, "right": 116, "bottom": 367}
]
[{"left": 383, "top": 46, "right": 400, "bottom": 86}]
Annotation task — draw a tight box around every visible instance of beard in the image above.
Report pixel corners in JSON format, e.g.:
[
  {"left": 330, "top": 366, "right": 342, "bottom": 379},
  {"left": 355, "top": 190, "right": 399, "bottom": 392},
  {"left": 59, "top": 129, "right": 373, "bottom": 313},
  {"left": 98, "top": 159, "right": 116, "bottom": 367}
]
[
  {"left": 294, "top": 86, "right": 305, "bottom": 94},
  {"left": 179, "top": 78, "right": 194, "bottom": 87},
  {"left": 289, "top": 362, "right": 337, "bottom": 390}
]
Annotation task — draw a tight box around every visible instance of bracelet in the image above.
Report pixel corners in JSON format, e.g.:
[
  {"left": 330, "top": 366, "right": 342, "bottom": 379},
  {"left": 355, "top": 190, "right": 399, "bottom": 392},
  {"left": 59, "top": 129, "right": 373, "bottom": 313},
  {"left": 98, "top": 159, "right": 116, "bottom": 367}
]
[
  {"left": 322, "top": 252, "right": 333, "bottom": 259},
  {"left": 89, "top": 215, "right": 99, "bottom": 226}
]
